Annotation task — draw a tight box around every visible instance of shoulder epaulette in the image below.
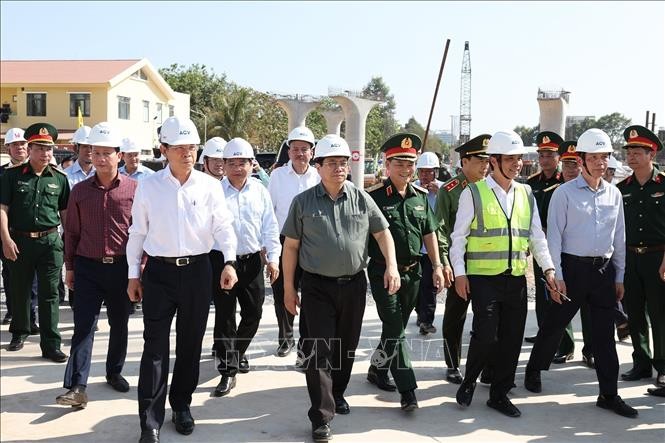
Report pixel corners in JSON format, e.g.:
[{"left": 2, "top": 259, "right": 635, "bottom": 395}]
[
  {"left": 411, "top": 183, "right": 427, "bottom": 194},
  {"left": 5, "top": 163, "right": 23, "bottom": 170},
  {"left": 527, "top": 171, "right": 540, "bottom": 181},
  {"left": 443, "top": 178, "right": 460, "bottom": 192},
  {"left": 656, "top": 171, "right": 665, "bottom": 184},
  {"left": 543, "top": 183, "right": 561, "bottom": 193},
  {"left": 365, "top": 182, "right": 384, "bottom": 193},
  {"left": 51, "top": 167, "right": 67, "bottom": 176}
]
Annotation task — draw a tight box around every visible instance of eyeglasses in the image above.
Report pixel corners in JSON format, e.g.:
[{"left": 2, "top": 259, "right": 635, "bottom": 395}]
[
  {"left": 323, "top": 160, "right": 349, "bottom": 169},
  {"left": 168, "top": 145, "right": 198, "bottom": 153},
  {"left": 290, "top": 147, "right": 311, "bottom": 154}
]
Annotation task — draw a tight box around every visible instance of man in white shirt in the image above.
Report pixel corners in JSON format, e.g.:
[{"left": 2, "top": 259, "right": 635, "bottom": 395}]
[
  {"left": 212, "top": 138, "right": 281, "bottom": 397},
  {"left": 267, "top": 126, "right": 320, "bottom": 359},
  {"left": 64, "top": 126, "right": 95, "bottom": 188},
  {"left": 119, "top": 137, "right": 154, "bottom": 181},
  {"left": 127, "top": 116, "right": 238, "bottom": 443}
]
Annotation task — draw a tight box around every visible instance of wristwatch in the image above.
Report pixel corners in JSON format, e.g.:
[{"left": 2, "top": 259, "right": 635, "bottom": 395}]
[{"left": 224, "top": 260, "right": 237, "bottom": 269}]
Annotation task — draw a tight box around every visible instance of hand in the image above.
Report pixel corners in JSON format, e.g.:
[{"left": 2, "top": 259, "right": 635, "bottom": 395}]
[
  {"left": 432, "top": 267, "right": 446, "bottom": 292},
  {"left": 220, "top": 265, "right": 238, "bottom": 290},
  {"left": 266, "top": 262, "right": 279, "bottom": 285},
  {"left": 547, "top": 279, "right": 567, "bottom": 304},
  {"left": 454, "top": 275, "right": 470, "bottom": 301},
  {"left": 659, "top": 255, "right": 665, "bottom": 282},
  {"left": 284, "top": 285, "right": 300, "bottom": 316},
  {"left": 427, "top": 181, "right": 440, "bottom": 193},
  {"left": 65, "top": 270, "right": 75, "bottom": 289},
  {"left": 2, "top": 238, "right": 19, "bottom": 261},
  {"left": 443, "top": 265, "right": 453, "bottom": 288},
  {"left": 615, "top": 282, "right": 625, "bottom": 302},
  {"left": 127, "top": 278, "right": 143, "bottom": 302},
  {"left": 383, "top": 264, "right": 401, "bottom": 295}
]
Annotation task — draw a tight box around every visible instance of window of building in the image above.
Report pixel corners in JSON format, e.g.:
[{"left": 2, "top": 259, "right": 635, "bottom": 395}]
[
  {"left": 143, "top": 100, "right": 150, "bottom": 122},
  {"left": 69, "top": 93, "right": 90, "bottom": 117},
  {"left": 118, "top": 96, "right": 130, "bottom": 120},
  {"left": 132, "top": 69, "right": 148, "bottom": 80},
  {"left": 169, "top": 105, "right": 174, "bottom": 117},
  {"left": 27, "top": 93, "right": 46, "bottom": 116},
  {"left": 156, "top": 103, "right": 163, "bottom": 123}
]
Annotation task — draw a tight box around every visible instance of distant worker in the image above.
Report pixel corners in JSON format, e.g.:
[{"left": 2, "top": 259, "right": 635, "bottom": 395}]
[
  {"left": 199, "top": 136, "right": 226, "bottom": 181},
  {"left": 64, "top": 125, "right": 95, "bottom": 188},
  {"left": 119, "top": 137, "right": 155, "bottom": 180}
]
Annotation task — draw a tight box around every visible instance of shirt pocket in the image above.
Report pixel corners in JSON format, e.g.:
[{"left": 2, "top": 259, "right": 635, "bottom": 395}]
[{"left": 17, "top": 185, "right": 34, "bottom": 208}]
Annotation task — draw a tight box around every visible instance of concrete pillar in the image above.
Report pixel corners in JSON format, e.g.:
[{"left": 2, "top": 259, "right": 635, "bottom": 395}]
[
  {"left": 320, "top": 109, "right": 345, "bottom": 135},
  {"left": 331, "top": 95, "right": 380, "bottom": 188},
  {"left": 275, "top": 98, "right": 321, "bottom": 132},
  {"left": 537, "top": 90, "right": 570, "bottom": 138}
]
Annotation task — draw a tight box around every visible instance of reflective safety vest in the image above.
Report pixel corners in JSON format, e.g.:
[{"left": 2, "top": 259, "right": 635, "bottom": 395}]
[{"left": 466, "top": 180, "right": 534, "bottom": 276}]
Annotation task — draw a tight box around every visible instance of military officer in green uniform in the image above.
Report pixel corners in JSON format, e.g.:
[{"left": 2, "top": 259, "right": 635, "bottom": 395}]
[
  {"left": 435, "top": 134, "right": 490, "bottom": 384},
  {"left": 0, "top": 123, "right": 70, "bottom": 362},
  {"left": 366, "top": 133, "right": 446, "bottom": 411},
  {"left": 617, "top": 125, "right": 665, "bottom": 387}
]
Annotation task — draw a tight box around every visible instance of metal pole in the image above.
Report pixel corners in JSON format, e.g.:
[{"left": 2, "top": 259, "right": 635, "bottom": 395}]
[{"left": 423, "top": 38, "right": 452, "bottom": 151}]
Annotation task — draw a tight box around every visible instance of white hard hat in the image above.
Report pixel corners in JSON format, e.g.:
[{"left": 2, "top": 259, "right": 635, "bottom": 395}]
[
  {"left": 120, "top": 137, "right": 141, "bottom": 153},
  {"left": 87, "top": 122, "right": 122, "bottom": 147},
  {"left": 4, "top": 128, "right": 26, "bottom": 145},
  {"left": 71, "top": 126, "right": 91, "bottom": 145},
  {"left": 577, "top": 128, "right": 613, "bottom": 154},
  {"left": 486, "top": 130, "right": 526, "bottom": 155},
  {"left": 416, "top": 151, "right": 440, "bottom": 169},
  {"left": 223, "top": 137, "right": 255, "bottom": 159},
  {"left": 199, "top": 137, "right": 227, "bottom": 164},
  {"left": 314, "top": 134, "right": 351, "bottom": 159},
  {"left": 159, "top": 116, "right": 200, "bottom": 145},
  {"left": 287, "top": 126, "right": 315, "bottom": 147}
]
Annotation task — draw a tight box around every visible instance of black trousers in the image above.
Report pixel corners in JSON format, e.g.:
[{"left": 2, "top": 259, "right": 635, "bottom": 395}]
[
  {"left": 63, "top": 257, "right": 131, "bottom": 388},
  {"left": 442, "top": 283, "right": 469, "bottom": 369},
  {"left": 1, "top": 255, "right": 38, "bottom": 321},
  {"left": 300, "top": 271, "right": 366, "bottom": 427},
  {"left": 138, "top": 257, "right": 212, "bottom": 431},
  {"left": 527, "top": 254, "right": 619, "bottom": 396},
  {"left": 271, "top": 235, "right": 306, "bottom": 348},
  {"left": 463, "top": 274, "right": 527, "bottom": 400},
  {"left": 212, "top": 251, "right": 264, "bottom": 376},
  {"left": 416, "top": 255, "right": 437, "bottom": 325}
]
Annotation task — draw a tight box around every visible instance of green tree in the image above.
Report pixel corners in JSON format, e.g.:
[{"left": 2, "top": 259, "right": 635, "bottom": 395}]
[
  {"left": 362, "top": 76, "right": 399, "bottom": 156},
  {"left": 566, "top": 113, "right": 632, "bottom": 151},
  {"left": 403, "top": 116, "right": 446, "bottom": 154},
  {"left": 514, "top": 124, "right": 540, "bottom": 146},
  {"left": 305, "top": 111, "right": 328, "bottom": 141},
  {"left": 208, "top": 86, "right": 254, "bottom": 141},
  {"left": 250, "top": 92, "right": 288, "bottom": 151}
]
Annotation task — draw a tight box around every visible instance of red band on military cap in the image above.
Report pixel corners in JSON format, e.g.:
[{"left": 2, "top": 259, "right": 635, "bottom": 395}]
[
  {"left": 537, "top": 142, "right": 559, "bottom": 150},
  {"left": 27, "top": 134, "right": 54, "bottom": 144},
  {"left": 626, "top": 136, "right": 657, "bottom": 151},
  {"left": 385, "top": 146, "right": 417, "bottom": 159}
]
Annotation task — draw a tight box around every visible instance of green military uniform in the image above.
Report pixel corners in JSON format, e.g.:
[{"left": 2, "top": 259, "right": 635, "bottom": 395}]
[
  {"left": 0, "top": 123, "right": 70, "bottom": 354},
  {"left": 617, "top": 125, "right": 665, "bottom": 383},
  {"left": 367, "top": 133, "right": 438, "bottom": 394}
]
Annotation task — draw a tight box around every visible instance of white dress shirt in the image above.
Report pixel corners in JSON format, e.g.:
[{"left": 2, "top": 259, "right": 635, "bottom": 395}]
[
  {"left": 126, "top": 167, "right": 237, "bottom": 278},
  {"left": 267, "top": 160, "right": 320, "bottom": 231},
  {"left": 450, "top": 174, "right": 554, "bottom": 277},
  {"left": 221, "top": 177, "right": 281, "bottom": 263},
  {"left": 64, "top": 161, "right": 95, "bottom": 188}
]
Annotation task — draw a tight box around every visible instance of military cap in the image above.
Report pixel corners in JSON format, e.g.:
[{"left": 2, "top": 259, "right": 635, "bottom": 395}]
[
  {"left": 455, "top": 134, "right": 491, "bottom": 158},
  {"left": 535, "top": 131, "right": 563, "bottom": 152},
  {"left": 381, "top": 133, "right": 421, "bottom": 161},
  {"left": 623, "top": 125, "right": 663, "bottom": 151},
  {"left": 24, "top": 122, "right": 58, "bottom": 146},
  {"left": 558, "top": 140, "right": 579, "bottom": 161}
]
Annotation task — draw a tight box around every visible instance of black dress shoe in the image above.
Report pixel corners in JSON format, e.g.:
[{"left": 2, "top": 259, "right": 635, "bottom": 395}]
[
  {"left": 524, "top": 335, "right": 537, "bottom": 343},
  {"left": 656, "top": 372, "right": 665, "bottom": 387},
  {"left": 334, "top": 396, "right": 350, "bottom": 414},
  {"left": 552, "top": 352, "right": 574, "bottom": 364},
  {"left": 172, "top": 408, "right": 195, "bottom": 435},
  {"left": 524, "top": 370, "right": 542, "bottom": 393},
  {"left": 42, "top": 349, "right": 68, "bottom": 363},
  {"left": 2, "top": 313, "right": 11, "bottom": 325},
  {"left": 446, "top": 368, "right": 463, "bottom": 384},
  {"left": 238, "top": 357, "right": 250, "bottom": 374},
  {"left": 29, "top": 323, "right": 40, "bottom": 335},
  {"left": 312, "top": 423, "right": 332, "bottom": 442},
  {"left": 647, "top": 386, "right": 665, "bottom": 397},
  {"left": 487, "top": 397, "right": 521, "bottom": 417},
  {"left": 456, "top": 381, "right": 476, "bottom": 407},
  {"left": 582, "top": 354, "right": 596, "bottom": 369},
  {"left": 620, "top": 366, "right": 652, "bottom": 381},
  {"left": 56, "top": 385, "right": 88, "bottom": 408},
  {"left": 138, "top": 429, "right": 159, "bottom": 443},
  {"left": 367, "top": 365, "right": 396, "bottom": 391},
  {"left": 596, "top": 394, "right": 638, "bottom": 418},
  {"left": 7, "top": 336, "right": 24, "bottom": 351},
  {"left": 276, "top": 341, "right": 294, "bottom": 357},
  {"left": 214, "top": 375, "right": 236, "bottom": 397},
  {"left": 106, "top": 373, "right": 130, "bottom": 392},
  {"left": 400, "top": 389, "right": 418, "bottom": 411},
  {"left": 419, "top": 323, "right": 437, "bottom": 335}
]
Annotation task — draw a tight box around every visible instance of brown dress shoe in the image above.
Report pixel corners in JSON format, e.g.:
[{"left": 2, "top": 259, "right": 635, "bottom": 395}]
[{"left": 56, "top": 386, "right": 88, "bottom": 408}]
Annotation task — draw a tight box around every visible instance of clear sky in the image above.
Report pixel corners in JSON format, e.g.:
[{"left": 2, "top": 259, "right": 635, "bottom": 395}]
[{"left": 2, "top": 1, "right": 663, "bottom": 137}]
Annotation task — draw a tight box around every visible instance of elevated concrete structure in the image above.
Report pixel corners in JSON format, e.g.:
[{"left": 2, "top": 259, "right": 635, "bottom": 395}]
[
  {"left": 320, "top": 109, "right": 345, "bottom": 136},
  {"left": 537, "top": 88, "right": 570, "bottom": 137},
  {"left": 274, "top": 96, "right": 321, "bottom": 131},
  {"left": 332, "top": 95, "right": 380, "bottom": 187}
]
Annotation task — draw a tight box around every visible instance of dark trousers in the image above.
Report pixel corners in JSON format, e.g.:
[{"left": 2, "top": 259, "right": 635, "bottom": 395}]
[
  {"left": 442, "top": 284, "right": 469, "bottom": 369},
  {"left": 527, "top": 254, "right": 619, "bottom": 396},
  {"left": 1, "top": 255, "right": 38, "bottom": 321},
  {"left": 63, "top": 257, "right": 131, "bottom": 388},
  {"left": 463, "top": 274, "right": 527, "bottom": 400},
  {"left": 271, "top": 235, "right": 306, "bottom": 349},
  {"left": 8, "top": 232, "right": 63, "bottom": 352},
  {"left": 624, "top": 249, "right": 665, "bottom": 373},
  {"left": 138, "top": 257, "right": 212, "bottom": 431},
  {"left": 300, "top": 271, "right": 366, "bottom": 427},
  {"left": 416, "top": 255, "right": 437, "bottom": 325},
  {"left": 212, "top": 251, "right": 265, "bottom": 376}
]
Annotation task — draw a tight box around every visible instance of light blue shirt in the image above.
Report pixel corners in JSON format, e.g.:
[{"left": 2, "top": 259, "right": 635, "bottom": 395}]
[
  {"left": 415, "top": 178, "right": 442, "bottom": 254},
  {"left": 63, "top": 161, "right": 95, "bottom": 188},
  {"left": 220, "top": 177, "right": 281, "bottom": 263},
  {"left": 547, "top": 174, "right": 626, "bottom": 282},
  {"left": 119, "top": 164, "right": 155, "bottom": 181}
]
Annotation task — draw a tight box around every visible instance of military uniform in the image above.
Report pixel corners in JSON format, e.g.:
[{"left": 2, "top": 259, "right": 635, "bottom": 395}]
[
  {"left": 0, "top": 123, "right": 70, "bottom": 358},
  {"left": 617, "top": 125, "right": 665, "bottom": 385},
  {"left": 367, "top": 134, "right": 440, "bottom": 397}
]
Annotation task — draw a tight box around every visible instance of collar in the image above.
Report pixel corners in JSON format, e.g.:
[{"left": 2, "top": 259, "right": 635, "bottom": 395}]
[
  {"left": 486, "top": 174, "right": 515, "bottom": 193},
  {"left": 574, "top": 174, "right": 607, "bottom": 191},
  {"left": 386, "top": 177, "right": 416, "bottom": 197},
  {"left": 22, "top": 162, "right": 54, "bottom": 176},
  {"left": 222, "top": 176, "right": 251, "bottom": 192},
  {"left": 70, "top": 160, "right": 95, "bottom": 176},
  {"left": 287, "top": 160, "right": 313, "bottom": 176},
  {"left": 92, "top": 171, "right": 123, "bottom": 189},
  {"left": 315, "top": 181, "right": 349, "bottom": 198}
]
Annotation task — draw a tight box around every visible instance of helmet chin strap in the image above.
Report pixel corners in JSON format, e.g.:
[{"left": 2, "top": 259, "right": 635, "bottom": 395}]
[
  {"left": 205, "top": 158, "right": 224, "bottom": 180},
  {"left": 493, "top": 155, "right": 510, "bottom": 180},
  {"left": 580, "top": 153, "right": 592, "bottom": 176}
]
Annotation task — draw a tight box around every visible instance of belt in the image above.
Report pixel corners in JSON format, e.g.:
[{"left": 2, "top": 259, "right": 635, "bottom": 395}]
[
  {"left": 627, "top": 245, "right": 665, "bottom": 254},
  {"left": 151, "top": 254, "right": 207, "bottom": 267},
  {"left": 237, "top": 251, "right": 260, "bottom": 261},
  {"left": 10, "top": 227, "right": 58, "bottom": 238},
  {"left": 373, "top": 259, "right": 419, "bottom": 272},
  {"left": 305, "top": 270, "right": 364, "bottom": 284},
  {"left": 562, "top": 253, "right": 610, "bottom": 265},
  {"left": 83, "top": 255, "right": 126, "bottom": 264}
]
